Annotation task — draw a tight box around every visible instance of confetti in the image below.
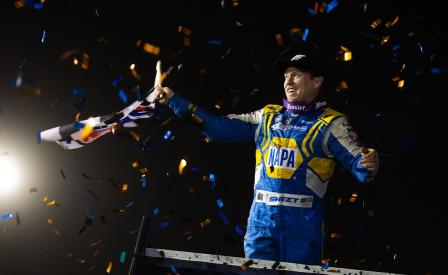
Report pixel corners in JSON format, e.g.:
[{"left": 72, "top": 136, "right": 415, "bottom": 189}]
[
  {"left": 218, "top": 211, "right": 229, "bottom": 225},
  {"left": 326, "top": 0, "right": 338, "bottom": 13},
  {"left": 216, "top": 198, "right": 224, "bottom": 208},
  {"left": 235, "top": 225, "right": 244, "bottom": 237},
  {"left": 0, "top": 213, "right": 13, "bottom": 221},
  {"left": 200, "top": 218, "right": 211, "bottom": 228},
  {"left": 125, "top": 201, "right": 134, "bottom": 208},
  {"left": 178, "top": 25, "right": 192, "bottom": 36},
  {"left": 60, "top": 169, "right": 66, "bottom": 179},
  {"left": 157, "top": 220, "right": 170, "bottom": 228},
  {"left": 170, "top": 265, "right": 178, "bottom": 274},
  {"left": 28, "top": 187, "right": 38, "bottom": 193},
  {"left": 47, "top": 218, "right": 54, "bottom": 224},
  {"left": 140, "top": 175, "right": 148, "bottom": 188},
  {"left": 142, "top": 43, "right": 160, "bottom": 55},
  {"left": 112, "top": 75, "right": 124, "bottom": 87},
  {"left": 119, "top": 251, "right": 126, "bottom": 263},
  {"left": 106, "top": 261, "right": 112, "bottom": 273},
  {"left": 121, "top": 184, "right": 128, "bottom": 192},
  {"left": 54, "top": 229, "right": 60, "bottom": 236},
  {"left": 240, "top": 259, "right": 254, "bottom": 270},
  {"left": 302, "top": 28, "right": 309, "bottom": 41},
  {"left": 41, "top": 29, "right": 46, "bottom": 44},
  {"left": 349, "top": 192, "right": 358, "bottom": 203},
  {"left": 118, "top": 89, "right": 128, "bottom": 104},
  {"left": 343, "top": 51, "right": 352, "bottom": 61},
  {"left": 90, "top": 240, "right": 102, "bottom": 247},
  {"left": 178, "top": 159, "right": 187, "bottom": 175},
  {"left": 385, "top": 16, "right": 399, "bottom": 28},
  {"left": 431, "top": 67, "right": 446, "bottom": 74},
  {"left": 163, "top": 130, "right": 174, "bottom": 141},
  {"left": 153, "top": 208, "right": 159, "bottom": 215},
  {"left": 330, "top": 232, "right": 343, "bottom": 239},
  {"left": 274, "top": 33, "right": 283, "bottom": 46},
  {"left": 71, "top": 87, "right": 85, "bottom": 96}
]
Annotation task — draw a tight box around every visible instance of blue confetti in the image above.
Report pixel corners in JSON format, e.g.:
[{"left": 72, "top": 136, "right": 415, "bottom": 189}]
[
  {"left": 73, "top": 121, "right": 85, "bottom": 129},
  {"left": 417, "top": 42, "right": 424, "bottom": 55},
  {"left": 209, "top": 173, "right": 216, "bottom": 189},
  {"left": 84, "top": 188, "right": 98, "bottom": 199},
  {"left": 119, "top": 251, "right": 126, "bottom": 263},
  {"left": 0, "top": 213, "right": 13, "bottom": 221},
  {"left": 326, "top": 0, "right": 338, "bottom": 13},
  {"left": 157, "top": 220, "right": 170, "bottom": 228},
  {"left": 118, "top": 89, "right": 128, "bottom": 104},
  {"left": 321, "top": 262, "right": 329, "bottom": 269},
  {"left": 302, "top": 28, "right": 309, "bottom": 42},
  {"left": 41, "top": 29, "right": 46, "bottom": 44},
  {"left": 235, "top": 225, "right": 243, "bottom": 237},
  {"left": 218, "top": 211, "right": 229, "bottom": 225},
  {"left": 163, "top": 130, "right": 173, "bottom": 141},
  {"left": 208, "top": 40, "right": 222, "bottom": 46},
  {"left": 112, "top": 75, "right": 124, "bottom": 87},
  {"left": 71, "top": 87, "right": 85, "bottom": 96},
  {"left": 140, "top": 175, "right": 147, "bottom": 188},
  {"left": 186, "top": 235, "right": 193, "bottom": 241},
  {"left": 153, "top": 208, "right": 159, "bottom": 215},
  {"left": 170, "top": 265, "right": 178, "bottom": 274},
  {"left": 307, "top": 8, "right": 315, "bottom": 16},
  {"left": 125, "top": 201, "right": 135, "bottom": 208},
  {"left": 216, "top": 199, "right": 224, "bottom": 208},
  {"left": 431, "top": 67, "right": 446, "bottom": 75}
]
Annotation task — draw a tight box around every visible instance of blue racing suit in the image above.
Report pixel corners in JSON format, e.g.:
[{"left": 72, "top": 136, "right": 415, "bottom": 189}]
[{"left": 167, "top": 94, "right": 375, "bottom": 265}]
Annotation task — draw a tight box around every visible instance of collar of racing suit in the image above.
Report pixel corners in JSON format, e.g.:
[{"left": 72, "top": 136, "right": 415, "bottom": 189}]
[{"left": 282, "top": 98, "right": 327, "bottom": 114}]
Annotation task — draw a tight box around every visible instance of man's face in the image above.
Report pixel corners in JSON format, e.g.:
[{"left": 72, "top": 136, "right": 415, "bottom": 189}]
[{"left": 283, "top": 67, "right": 323, "bottom": 103}]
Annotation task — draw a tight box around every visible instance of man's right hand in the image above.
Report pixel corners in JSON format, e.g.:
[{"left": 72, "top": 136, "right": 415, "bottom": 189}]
[{"left": 154, "top": 86, "right": 174, "bottom": 104}]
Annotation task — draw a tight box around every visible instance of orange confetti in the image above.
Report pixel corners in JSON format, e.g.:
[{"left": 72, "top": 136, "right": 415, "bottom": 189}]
[
  {"left": 14, "top": 0, "right": 25, "bottom": 9},
  {"left": 370, "top": 19, "right": 382, "bottom": 29},
  {"left": 200, "top": 218, "right": 211, "bottom": 228},
  {"left": 330, "top": 232, "right": 343, "bottom": 239},
  {"left": 129, "top": 130, "right": 140, "bottom": 141},
  {"left": 380, "top": 35, "right": 390, "bottom": 46},
  {"left": 106, "top": 261, "right": 112, "bottom": 273},
  {"left": 142, "top": 43, "right": 160, "bottom": 55},
  {"left": 349, "top": 193, "right": 358, "bottom": 203},
  {"left": 178, "top": 159, "right": 187, "bottom": 175},
  {"left": 47, "top": 218, "right": 54, "bottom": 224},
  {"left": 131, "top": 161, "right": 139, "bottom": 168},
  {"left": 42, "top": 196, "right": 48, "bottom": 202},
  {"left": 385, "top": 16, "right": 399, "bottom": 28},
  {"left": 240, "top": 259, "right": 254, "bottom": 270},
  {"left": 397, "top": 79, "right": 405, "bottom": 88},
  {"left": 54, "top": 229, "right": 60, "bottom": 236},
  {"left": 130, "top": 67, "right": 142, "bottom": 80},
  {"left": 121, "top": 184, "right": 128, "bottom": 192},
  {"left": 232, "top": 0, "right": 238, "bottom": 7},
  {"left": 139, "top": 168, "right": 148, "bottom": 174},
  {"left": 28, "top": 187, "right": 38, "bottom": 193},
  {"left": 290, "top": 27, "right": 302, "bottom": 36},
  {"left": 336, "top": 81, "right": 349, "bottom": 92},
  {"left": 178, "top": 26, "right": 192, "bottom": 36},
  {"left": 183, "top": 37, "right": 191, "bottom": 47},
  {"left": 274, "top": 33, "right": 283, "bottom": 46},
  {"left": 75, "top": 112, "right": 81, "bottom": 121},
  {"left": 81, "top": 53, "right": 89, "bottom": 70}
]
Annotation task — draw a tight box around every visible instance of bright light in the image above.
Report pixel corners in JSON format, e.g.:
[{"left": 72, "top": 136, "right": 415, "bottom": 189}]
[{"left": 0, "top": 154, "right": 20, "bottom": 195}]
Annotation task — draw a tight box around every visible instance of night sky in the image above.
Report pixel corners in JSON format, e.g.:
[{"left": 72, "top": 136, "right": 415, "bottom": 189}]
[{"left": 0, "top": 0, "right": 446, "bottom": 274}]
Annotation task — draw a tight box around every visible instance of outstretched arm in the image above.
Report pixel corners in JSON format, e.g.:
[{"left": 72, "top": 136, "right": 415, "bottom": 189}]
[
  {"left": 154, "top": 86, "right": 262, "bottom": 142},
  {"left": 322, "top": 117, "right": 379, "bottom": 183}
]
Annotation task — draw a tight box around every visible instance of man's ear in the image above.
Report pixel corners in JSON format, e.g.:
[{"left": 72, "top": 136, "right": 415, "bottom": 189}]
[{"left": 313, "top": 76, "right": 324, "bottom": 89}]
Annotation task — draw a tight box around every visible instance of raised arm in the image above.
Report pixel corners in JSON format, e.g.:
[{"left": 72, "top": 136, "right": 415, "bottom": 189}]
[
  {"left": 322, "top": 117, "right": 379, "bottom": 183},
  {"left": 155, "top": 86, "right": 262, "bottom": 142}
]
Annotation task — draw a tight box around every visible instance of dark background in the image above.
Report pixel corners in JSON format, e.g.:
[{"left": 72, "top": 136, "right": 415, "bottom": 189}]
[{"left": 0, "top": 0, "right": 446, "bottom": 274}]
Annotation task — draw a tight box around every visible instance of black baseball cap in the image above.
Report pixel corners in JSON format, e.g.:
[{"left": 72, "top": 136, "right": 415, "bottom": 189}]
[{"left": 274, "top": 52, "right": 328, "bottom": 78}]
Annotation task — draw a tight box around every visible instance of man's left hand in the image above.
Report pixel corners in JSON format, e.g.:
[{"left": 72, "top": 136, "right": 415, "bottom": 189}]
[{"left": 360, "top": 147, "right": 379, "bottom": 176}]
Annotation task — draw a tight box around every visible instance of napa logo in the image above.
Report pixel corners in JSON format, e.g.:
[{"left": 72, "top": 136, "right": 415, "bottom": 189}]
[{"left": 264, "top": 137, "right": 303, "bottom": 179}]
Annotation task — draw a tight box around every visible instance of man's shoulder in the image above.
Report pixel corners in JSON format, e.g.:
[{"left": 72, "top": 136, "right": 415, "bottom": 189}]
[
  {"left": 319, "top": 107, "right": 346, "bottom": 125},
  {"left": 262, "top": 104, "right": 283, "bottom": 115}
]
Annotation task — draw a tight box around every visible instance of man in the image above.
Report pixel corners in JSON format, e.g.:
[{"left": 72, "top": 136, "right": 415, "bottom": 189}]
[{"left": 153, "top": 52, "right": 379, "bottom": 265}]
